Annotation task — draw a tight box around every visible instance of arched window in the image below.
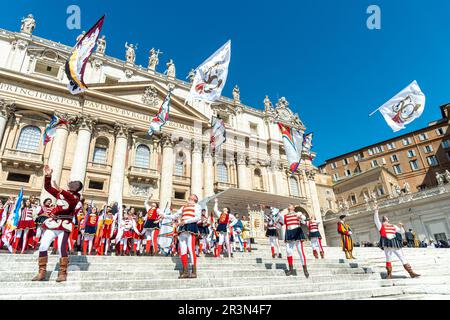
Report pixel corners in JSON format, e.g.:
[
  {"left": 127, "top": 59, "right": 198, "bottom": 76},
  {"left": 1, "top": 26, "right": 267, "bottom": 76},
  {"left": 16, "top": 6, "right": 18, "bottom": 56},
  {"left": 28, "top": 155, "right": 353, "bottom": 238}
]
[
  {"left": 135, "top": 144, "right": 150, "bottom": 168},
  {"left": 289, "top": 177, "right": 300, "bottom": 197},
  {"left": 217, "top": 163, "right": 228, "bottom": 183},
  {"left": 174, "top": 151, "right": 185, "bottom": 176},
  {"left": 16, "top": 126, "right": 41, "bottom": 152},
  {"left": 254, "top": 168, "right": 264, "bottom": 190},
  {"left": 93, "top": 137, "right": 109, "bottom": 164}
]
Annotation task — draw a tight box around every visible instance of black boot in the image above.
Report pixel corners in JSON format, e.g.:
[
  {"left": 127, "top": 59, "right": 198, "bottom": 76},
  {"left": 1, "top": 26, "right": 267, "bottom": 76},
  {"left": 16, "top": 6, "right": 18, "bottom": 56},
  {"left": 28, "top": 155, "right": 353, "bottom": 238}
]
[
  {"left": 303, "top": 265, "right": 309, "bottom": 279},
  {"left": 286, "top": 265, "right": 295, "bottom": 276}
]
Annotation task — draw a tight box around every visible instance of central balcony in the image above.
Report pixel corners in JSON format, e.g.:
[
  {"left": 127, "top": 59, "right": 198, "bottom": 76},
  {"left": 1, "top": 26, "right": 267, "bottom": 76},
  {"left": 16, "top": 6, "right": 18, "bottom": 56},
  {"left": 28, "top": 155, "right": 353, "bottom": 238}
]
[
  {"left": 214, "top": 181, "right": 237, "bottom": 192},
  {"left": 173, "top": 175, "right": 191, "bottom": 186},
  {"left": 128, "top": 166, "right": 159, "bottom": 184}
]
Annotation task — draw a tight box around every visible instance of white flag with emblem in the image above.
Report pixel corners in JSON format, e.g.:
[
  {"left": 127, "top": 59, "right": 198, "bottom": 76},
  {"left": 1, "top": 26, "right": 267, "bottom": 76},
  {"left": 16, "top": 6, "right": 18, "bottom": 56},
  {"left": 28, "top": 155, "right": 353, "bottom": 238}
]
[
  {"left": 376, "top": 80, "right": 426, "bottom": 132},
  {"left": 188, "top": 40, "right": 231, "bottom": 103}
]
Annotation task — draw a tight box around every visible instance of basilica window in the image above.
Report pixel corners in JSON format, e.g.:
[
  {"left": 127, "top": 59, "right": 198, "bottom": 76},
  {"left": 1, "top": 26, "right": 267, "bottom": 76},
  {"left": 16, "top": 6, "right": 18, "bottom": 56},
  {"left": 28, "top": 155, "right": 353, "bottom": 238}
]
[
  {"left": 254, "top": 168, "right": 264, "bottom": 190},
  {"left": 135, "top": 144, "right": 150, "bottom": 168},
  {"left": 16, "top": 125, "right": 41, "bottom": 153},
  {"left": 217, "top": 163, "right": 229, "bottom": 183},
  {"left": 92, "top": 137, "right": 109, "bottom": 164},
  {"left": 34, "top": 61, "right": 60, "bottom": 78},
  {"left": 174, "top": 152, "right": 186, "bottom": 176},
  {"left": 289, "top": 177, "right": 300, "bottom": 197}
]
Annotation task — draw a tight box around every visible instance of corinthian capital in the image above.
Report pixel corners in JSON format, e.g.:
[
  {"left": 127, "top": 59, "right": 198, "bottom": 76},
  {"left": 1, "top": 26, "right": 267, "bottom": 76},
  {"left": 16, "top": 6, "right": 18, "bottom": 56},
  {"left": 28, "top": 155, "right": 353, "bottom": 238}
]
[
  {"left": 192, "top": 139, "right": 203, "bottom": 154},
  {"left": 161, "top": 133, "right": 174, "bottom": 148},
  {"left": 237, "top": 152, "right": 247, "bottom": 165},
  {"left": 0, "top": 99, "right": 16, "bottom": 118},
  {"left": 114, "top": 123, "right": 130, "bottom": 139},
  {"left": 76, "top": 114, "right": 97, "bottom": 132}
]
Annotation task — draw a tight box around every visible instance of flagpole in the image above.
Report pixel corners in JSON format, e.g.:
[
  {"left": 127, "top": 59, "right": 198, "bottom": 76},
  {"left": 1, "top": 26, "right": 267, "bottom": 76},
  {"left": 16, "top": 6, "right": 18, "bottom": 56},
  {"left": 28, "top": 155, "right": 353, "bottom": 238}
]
[{"left": 368, "top": 106, "right": 381, "bottom": 117}]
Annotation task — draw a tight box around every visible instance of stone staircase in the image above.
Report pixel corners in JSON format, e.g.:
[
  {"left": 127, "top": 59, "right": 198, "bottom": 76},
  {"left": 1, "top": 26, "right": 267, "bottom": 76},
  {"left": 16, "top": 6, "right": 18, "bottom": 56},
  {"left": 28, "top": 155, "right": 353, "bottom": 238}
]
[{"left": 0, "top": 241, "right": 449, "bottom": 300}]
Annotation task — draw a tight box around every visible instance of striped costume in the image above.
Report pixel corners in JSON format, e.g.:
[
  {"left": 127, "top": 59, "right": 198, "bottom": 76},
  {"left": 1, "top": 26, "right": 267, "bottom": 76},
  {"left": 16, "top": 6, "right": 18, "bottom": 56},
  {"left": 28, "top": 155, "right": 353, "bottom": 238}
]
[
  {"left": 337, "top": 220, "right": 354, "bottom": 259},
  {"left": 374, "top": 208, "right": 419, "bottom": 279},
  {"left": 306, "top": 220, "right": 324, "bottom": 259}
]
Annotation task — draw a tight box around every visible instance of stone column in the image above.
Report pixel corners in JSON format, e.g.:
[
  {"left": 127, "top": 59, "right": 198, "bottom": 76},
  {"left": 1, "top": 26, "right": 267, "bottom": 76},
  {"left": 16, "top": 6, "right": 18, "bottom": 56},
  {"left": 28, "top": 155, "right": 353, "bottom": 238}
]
[
  {"left": 41, "top": 113, "right": 71, "bottom": 201},
  {"left": 70, "top": 115, "right": 96, "bottom": 183},
  {"left": 159, "top": 134, "right": 174, "bottom": 208},
  {"left": 108, "top": 124, "right": 129, "bottom": 205},
  {"left": 237, "top": 153, "right": 250, "bottom": 190},
  {"left": 274, "top": 163, "right": 289, "bottom": 196},
  {"left": 190, "top": 140, "right": 203, "bottom": 199},
  {"left": 203, "top": 149, "right": 215, "bottom": 198},
  {"left": 47, "top": 113, "right": 72, "bottom": 184},
  {"left": 0, "top": 100, "right": 15, "bottom": 147},
  {"left": 305, "top": 169, "right": 327, "bottom": 245}
]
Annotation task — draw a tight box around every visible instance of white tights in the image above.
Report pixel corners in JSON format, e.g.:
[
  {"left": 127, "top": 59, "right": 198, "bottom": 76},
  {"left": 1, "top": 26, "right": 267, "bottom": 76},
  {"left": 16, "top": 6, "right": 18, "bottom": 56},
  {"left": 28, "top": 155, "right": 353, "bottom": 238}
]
[
  {"left": 286, "top": 241, "right": 306, "bottom": 266},
  {"left": 269, "top": 236, "right": 281, "bottom": 254},
  {"left": 384, "top": 248, "right": 408, "bottom": 265},
  {"left": 178, "top": 232, "right": 195, "bottom": 264},
  {"left": 84, "top": 234, "right": 95, "bottom": 254},
  {"left": 310, "top": 237, "right": 324, "bottom": 253},
  {"left": 218, "top": 232, "right": 232, "bottom": 257},
  {"left": 15, "top": 229, "right": 29, "bottom": 253}
]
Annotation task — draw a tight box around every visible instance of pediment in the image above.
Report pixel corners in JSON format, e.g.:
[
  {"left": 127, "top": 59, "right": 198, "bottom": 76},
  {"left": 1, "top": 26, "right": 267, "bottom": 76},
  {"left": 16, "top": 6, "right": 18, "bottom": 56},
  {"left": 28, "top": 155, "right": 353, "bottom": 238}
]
[{"left": 89, "top": 81, "right": 210, "bottom": 123}]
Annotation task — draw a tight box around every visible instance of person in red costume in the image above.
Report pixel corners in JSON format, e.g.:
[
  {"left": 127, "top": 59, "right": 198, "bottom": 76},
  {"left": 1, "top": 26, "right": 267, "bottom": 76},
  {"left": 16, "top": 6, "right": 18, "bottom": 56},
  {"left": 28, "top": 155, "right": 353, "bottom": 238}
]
[
  {"left": 143, "top": 191, "right": 161, "bottom": 256},
  {"left": 373, "top": 203, "right": 420, "bottom": 279},
  {"left": 13, "top": 198, "right": 35, "bottom": 254},
  {"left": 32, "top": 165, "right": 82, "bottom": 282}
]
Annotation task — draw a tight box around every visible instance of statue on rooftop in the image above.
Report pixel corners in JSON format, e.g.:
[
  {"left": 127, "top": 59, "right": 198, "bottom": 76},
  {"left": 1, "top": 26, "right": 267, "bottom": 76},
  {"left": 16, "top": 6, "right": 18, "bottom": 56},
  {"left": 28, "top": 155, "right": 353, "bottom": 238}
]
[{"left": 21, "top": 14, "right": 36, "bottom": 35}]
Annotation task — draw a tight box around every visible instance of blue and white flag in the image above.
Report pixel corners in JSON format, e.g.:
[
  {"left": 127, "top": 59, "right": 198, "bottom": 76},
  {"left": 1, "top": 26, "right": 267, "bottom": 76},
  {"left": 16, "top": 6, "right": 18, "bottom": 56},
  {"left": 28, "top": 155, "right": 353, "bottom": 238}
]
[{"left": 12, "top": 188, "right": 24, "bottom": 228}]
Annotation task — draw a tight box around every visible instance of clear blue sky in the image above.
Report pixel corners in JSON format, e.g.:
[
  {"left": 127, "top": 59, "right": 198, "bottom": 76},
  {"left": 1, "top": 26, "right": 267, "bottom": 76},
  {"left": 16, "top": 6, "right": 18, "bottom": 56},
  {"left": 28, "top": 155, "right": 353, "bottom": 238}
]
[{"left": 2, "top": 0, "right": 450, "bottom": 164}]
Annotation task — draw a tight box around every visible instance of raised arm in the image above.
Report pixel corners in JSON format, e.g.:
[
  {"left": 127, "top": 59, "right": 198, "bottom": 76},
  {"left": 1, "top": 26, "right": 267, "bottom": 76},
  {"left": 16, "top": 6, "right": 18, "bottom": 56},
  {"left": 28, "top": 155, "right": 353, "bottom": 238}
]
[
  {"left": 229, "top": 214, "right": 238, "bottom": 227},
  {"left": 43, "top": 166, "right": 59, "bottom": 198},
  {"left": 213, "top": 199, "right": 221, "bottom": 218},
  {"left": 373, "top": 203, "right": 382, "bottom": 231},
  {"left": 162, "top": 206, "right": 181, "bottom": 221}
]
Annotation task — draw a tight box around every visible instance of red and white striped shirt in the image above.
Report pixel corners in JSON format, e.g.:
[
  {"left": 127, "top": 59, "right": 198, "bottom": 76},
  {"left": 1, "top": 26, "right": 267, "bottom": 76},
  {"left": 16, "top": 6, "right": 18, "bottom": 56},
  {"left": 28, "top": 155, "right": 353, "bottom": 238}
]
[
  {"left": 380, "top": 224, "right": 397, "bottom": 240},
  {"left": 181, "top": 204, "right": 196, "bottom": 222},
  {"left": 20, "top": 207, "right": 33, "bottom": 222},
  {"left": 307, "top": 221, "right": 320, "bottom": 233},
  {"left": 283, "top": 212, "right": 305, "bottom": 230}
]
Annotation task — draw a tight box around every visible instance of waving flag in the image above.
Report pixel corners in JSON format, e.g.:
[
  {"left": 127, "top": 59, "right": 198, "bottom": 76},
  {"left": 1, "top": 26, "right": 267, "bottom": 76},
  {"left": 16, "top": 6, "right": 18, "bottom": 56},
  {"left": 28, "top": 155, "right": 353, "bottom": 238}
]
[
  {"left": 373, "top": 80, "right": 425, "bottom": 132},
  {"left": 278, "top": 123, "right": 303, "bottom": 173},
  {"left": 148, "top": 90, "right": 171, "bottom": 136},
  {"left": 65, "top": 15, "right": 105, "bottom": 95},
  {"left": 1, "top": 188, "right": 23, "bottom": 251},
  {"left": 43, "top": 115, "right": 69, "bottom": 145},
  {"left": 188, "top": 40, "right": 231, "bottom": 103},
  {"left": 303, "top": 132, "right": 313, "bottom": 160},
  {"left": 11, "top": 188, "right": 23, "bottom": 228},
  {"left": 210, "top": 116, "right": 226, "bottom": 153}
]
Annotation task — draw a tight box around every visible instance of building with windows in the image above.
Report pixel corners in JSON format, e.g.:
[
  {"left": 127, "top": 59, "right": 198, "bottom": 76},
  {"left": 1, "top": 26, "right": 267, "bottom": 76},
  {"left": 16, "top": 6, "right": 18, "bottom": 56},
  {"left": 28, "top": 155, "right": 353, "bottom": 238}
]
[
  {"left": 0, "top": 15, "right": 331, "bottom": 241},
  {"left": 320, "top": 103, "right": 450, "bottom": 207},
  {"left": 319, "top": 105, "right": 450, "bottom": 245}
]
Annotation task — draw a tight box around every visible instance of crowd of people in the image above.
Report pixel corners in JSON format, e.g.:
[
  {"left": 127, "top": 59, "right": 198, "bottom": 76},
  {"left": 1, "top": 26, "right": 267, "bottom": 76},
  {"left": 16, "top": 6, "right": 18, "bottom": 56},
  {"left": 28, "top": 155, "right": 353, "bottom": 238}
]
[
  {"left": 0, "top": 165, "right": 259, "bottom": 281},
  {"left": 0, "top": 194, "right": 253, "bottom": 259},
  {"left": 1, "top": 164, "right": 445, "bottom": 283}
]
